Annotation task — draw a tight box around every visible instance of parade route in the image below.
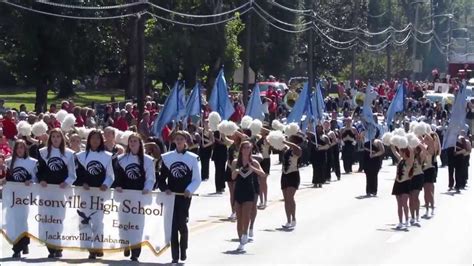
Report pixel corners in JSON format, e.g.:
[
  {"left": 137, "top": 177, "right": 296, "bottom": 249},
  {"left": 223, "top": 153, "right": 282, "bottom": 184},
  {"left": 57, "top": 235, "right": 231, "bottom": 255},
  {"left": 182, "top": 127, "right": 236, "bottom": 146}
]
[{"left": 1, "top": 154, "right": 472, "bottom": 265}]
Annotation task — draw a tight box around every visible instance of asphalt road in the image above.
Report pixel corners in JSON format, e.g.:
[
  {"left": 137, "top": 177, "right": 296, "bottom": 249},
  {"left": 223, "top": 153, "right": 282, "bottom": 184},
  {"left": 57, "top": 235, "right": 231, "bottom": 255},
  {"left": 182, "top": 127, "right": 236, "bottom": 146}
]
[{"left": 1, "top": 154, "right": 472, "bottom": 265}]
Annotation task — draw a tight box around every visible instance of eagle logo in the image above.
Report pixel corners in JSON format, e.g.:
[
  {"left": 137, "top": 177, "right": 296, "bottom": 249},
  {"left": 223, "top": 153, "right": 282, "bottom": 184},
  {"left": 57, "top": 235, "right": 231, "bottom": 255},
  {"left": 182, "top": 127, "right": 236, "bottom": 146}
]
[
  {"left": 12, "top": 167, "right": 30, "bottom": 182},
  {"left": 170, "top": 162, "right": 190, "bottom": 179},
  {"left": 86, "top": 160, "right": 105, "bottom": 176},
  {"left": 125, "top": 163, "right": 141, "bottom": 180},
  {"left": 77, "top": 210, "right": 98, "bottom": 232},
  {"left": 47, "top": 157, "right": 66, "bottom": 172}
]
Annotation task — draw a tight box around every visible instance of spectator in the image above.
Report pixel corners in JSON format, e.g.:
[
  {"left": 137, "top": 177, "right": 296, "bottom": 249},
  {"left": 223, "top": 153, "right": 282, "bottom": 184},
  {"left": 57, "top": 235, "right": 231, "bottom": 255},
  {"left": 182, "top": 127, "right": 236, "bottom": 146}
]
[
  {"left": 113, "top": 109, "right": 129, "bottom": 131},
  {"left": 18, "top": 112, "right": 27, "bottom": 121},
  {"left": 0, "top": 130, "right": 11, "bottom": 157},
  {"left": 138, "top": 111, "right": 151, "bottom": 140},
  {"left": 73, "top": 106, "right": 85, "bottom": 127},
  {"left": 2, "top": 110, "right": 17, "bottom": 142},
  {"left": 162, "top": 122, "right": 173, "bottom": 148},
  {"left": 19, "top": 104, "right": 27, "bottom": 113},
  {"left": 85, "top": 108, "right": 97, "bottom": 128},
  {"left": 0, "top": 99, "right": 6, "bottom": 115},
  {"left": 49, "top": 104, "right": 57, "bottom": 113},
  {"left": 125, "top": 103, "right": 136, "bottom": 125},
  {"left": 103, "top": 105, "right": 114, "bottom": 127}
]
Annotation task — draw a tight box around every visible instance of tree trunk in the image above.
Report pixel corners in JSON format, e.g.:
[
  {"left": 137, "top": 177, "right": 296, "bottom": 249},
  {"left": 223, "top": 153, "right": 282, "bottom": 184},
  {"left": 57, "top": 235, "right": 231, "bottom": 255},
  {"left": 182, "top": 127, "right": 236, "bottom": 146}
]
[
  {"left": 126, "top": 17, "right": 138, "bottom": 100},
  {"left": 57, "top": 76, "right": 74, "bottom": 98},
  {"left": 35, "top": 78, "right": 48, "bottom": 114}
]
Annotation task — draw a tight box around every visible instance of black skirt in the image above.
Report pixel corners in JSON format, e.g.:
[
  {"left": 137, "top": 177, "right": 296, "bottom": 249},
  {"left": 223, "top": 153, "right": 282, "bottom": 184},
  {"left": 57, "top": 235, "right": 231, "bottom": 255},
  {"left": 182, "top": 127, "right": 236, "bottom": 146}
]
[
  {"left": 423, "top": 167, "right": 436, "bottom": 183},
  {"left": 261, "top": 158, "right": 271, "bottom": 175},
  {"left": 281, "top": 171, "right": 300, "bottom": 190},
  {"left": 410, "top": 174, "right": 424, "bottom": 191},
  {"left": 392, "top": 180, "right": 411, "bottom": 195}
]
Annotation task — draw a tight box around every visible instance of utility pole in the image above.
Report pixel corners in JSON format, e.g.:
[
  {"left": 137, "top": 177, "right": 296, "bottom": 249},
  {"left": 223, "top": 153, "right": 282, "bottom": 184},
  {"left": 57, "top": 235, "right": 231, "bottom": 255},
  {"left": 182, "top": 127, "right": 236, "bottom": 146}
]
[
  {"left": 386, "top": 0, "right": 392, "bottom": 80},
  {"left": 411, "top": 1, "right": 422, "bottom": 81},
  {"left": 307, "top": 0, "right": 314, "bottom": 91},
  {"left": 446, "top": 14, "right": 452, "bottom": 73},
  {"left": 351, "top": 0, "right": 359, "bottom": 87},
  {"left": 136, "top": 13, "right": 145, "bottom": 122},
  {"left": 242, "top": 0, "right": 252, "bottom": 106}
]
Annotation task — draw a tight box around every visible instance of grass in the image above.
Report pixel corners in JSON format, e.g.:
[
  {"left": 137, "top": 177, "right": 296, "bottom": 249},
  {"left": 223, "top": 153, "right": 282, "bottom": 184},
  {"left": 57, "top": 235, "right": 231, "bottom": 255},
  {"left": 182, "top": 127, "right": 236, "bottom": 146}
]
[{"left": 0, "top": 88, "right": 125, "bottom": 111}]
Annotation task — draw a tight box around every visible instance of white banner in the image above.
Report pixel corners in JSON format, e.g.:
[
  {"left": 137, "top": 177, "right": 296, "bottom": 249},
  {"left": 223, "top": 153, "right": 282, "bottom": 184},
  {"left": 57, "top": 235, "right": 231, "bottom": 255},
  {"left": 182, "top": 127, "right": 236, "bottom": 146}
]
[
  {"left": 434, "top": 82, "right": 449, "bottom": 93},
  {"left": 1, "top": 182, "right": 175, "bottom": 255}
]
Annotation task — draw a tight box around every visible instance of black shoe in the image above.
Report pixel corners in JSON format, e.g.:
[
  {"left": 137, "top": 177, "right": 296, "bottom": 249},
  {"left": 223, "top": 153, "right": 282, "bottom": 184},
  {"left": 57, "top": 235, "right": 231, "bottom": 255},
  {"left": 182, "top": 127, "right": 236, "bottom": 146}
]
[
  {"left": 131, "top": 257, "right": 139, "bottom": 262},
  {"left": 448, "top": 187, "right": 453, "bottom": 191},
  {"left": 47, "top": 253, "right": 55, "bottom": 259},
  {"left": 181, "top": 250, "right": 187, "bottom": 261},
  {"left": 12, "top": 252, "right": 21, "bottom": 258},
  {"left": 124, "top": 249, "right": 130, "bottom": 257},
  {"left": 55, "top": 251, "right": 63, "bottom": 258},
  {"left": 88, "top": 253, "right": 96, "bottom": 260},
  {"left": 22, "top": 246, "right": 29, "bottom": 255},
  {"left": 172, "top": 259, "right": 179, "bottom": 263}
]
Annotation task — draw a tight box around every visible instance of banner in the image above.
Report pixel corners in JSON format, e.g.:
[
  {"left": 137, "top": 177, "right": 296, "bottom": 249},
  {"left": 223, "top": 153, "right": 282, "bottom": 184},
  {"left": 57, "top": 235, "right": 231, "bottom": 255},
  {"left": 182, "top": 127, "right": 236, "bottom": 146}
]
[
  {"left": 1, "top": 183, "right": 175, "bottom": 255},
  {"left": 434, "top": 83, "right": 449, "bottom": 93}
]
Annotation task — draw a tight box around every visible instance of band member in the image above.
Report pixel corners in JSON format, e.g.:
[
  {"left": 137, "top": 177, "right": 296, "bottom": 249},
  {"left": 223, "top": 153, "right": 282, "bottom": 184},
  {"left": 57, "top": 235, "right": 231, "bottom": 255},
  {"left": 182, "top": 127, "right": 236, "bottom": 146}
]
[
  {"left": 187, "top": 124, "right": 201, "bottom": 155},
  {"left": 199, "top": 120, "right": 214, "bottom": 181},
  {"left": 392, "top": 146, "right": 414, "bottom": 230},
  {"left": 4, "top": 140, "right": 38, "bottom": 258},
  {"left": 341, "top": 118, "right": 357, "bottom": 173},
  {"left": 255, "top": 129, "right": 271, "bottom": 209},
  {"left": 225, "top": 133, "right": 244, "bottom": 220},
  {"left": 231, "top": 141, "right": 266, "bottom": 251},
  {"left": 422, "top": 132, "right": 440, "bottom": 218},
  {"left": 309, "top": 125, "right": 330, "bottom": 188},
  {"left": 74, "top": 130, "right": 114, "bottom": 259},
  {"left": 158, "top": 131, "right": 201, "bottom": 263},
  {"left": 115, "top": 133, "right": 156, "bottom": 262},
  {"left": 281, "top": 135, "right": 303, "bottom": 228},
  {"left": 103, "top": 127, "right": 125, "bottom": 156},
  {"left": 212, "top": 130, "right": 228, "bottom": 193},
  {"left": 363, "top": 130, "right": 384, "bottom": 196},
  {"left": 409, "top": 143, "right": 426, "bottom": 226},
  {"left": 329, "top": 120, "right": 342, "bottom": 180},
  {"left": 37, "top": 128, "right": 77, "bottom": 258},
  {"left": 454, "top": 135, "right": 469, "bottom": 192}
]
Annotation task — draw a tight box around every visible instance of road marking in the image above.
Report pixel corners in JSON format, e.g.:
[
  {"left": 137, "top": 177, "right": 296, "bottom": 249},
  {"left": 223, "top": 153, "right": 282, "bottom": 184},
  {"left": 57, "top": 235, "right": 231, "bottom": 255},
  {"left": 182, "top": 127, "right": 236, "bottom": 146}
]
[{"left": 386, "top": 233, "right": 404, "bottom": 243}]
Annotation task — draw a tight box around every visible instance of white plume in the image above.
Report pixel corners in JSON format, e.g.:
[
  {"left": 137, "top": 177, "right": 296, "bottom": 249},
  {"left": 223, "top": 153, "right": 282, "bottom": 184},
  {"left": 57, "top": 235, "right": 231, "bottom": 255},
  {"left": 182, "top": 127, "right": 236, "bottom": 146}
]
[
  {"left": 267, "top": 130, "right": 286, "bottom": 150},
  {"left": 249, "top": 119, "right": 263, "bottom": 136},
  {"left": 115, "top": 129, "right": 124, "bottom": 143},
  {"left": 55, "top": 110, "right": 68, "bottom": 123},
  {"left": 61, "top": 114, "right": 76, "bottom": 132},
  {"left": 407, "top": 133, "right": 421, "bottom": 148},
  {"left": 409, "top": 121, "right": 419, "bottom": 133},
  {"left": 31, "top": 121, "right": 48, "bottom": 137},
  {"left": 76, "top": 127, "right": 93, "bottom": 139},
  {"left": 240, "top": 116, "right": 253, "bottom": 129},
  {"left": 208, "top": 111, "right": 221, "bottom": 131},
  {"left": 414, "top": 122, "right": 427, "bottom": 137},
  {"left": 118, "top": 130, "right": 134, "bottom": 146},
  {"left": 391, "top": 135, "right": 408, "bottom": 149},
  {"left": 16, "top": 121, "right": 32, "bottom": 137},
  {"left": 284, "top": 122, "right": 300, "bottom": 137},
  {"left": 217, "top": 120, "right": 239, "bottom": 136},
  {"left": 381, "top": 132, "right": 393, "bottom": 146},
  {"left": 392, "top": 128, "right": 406, "bottom": 137},
  {"left": 272, "top": 120, "right": 285, "bottom": 132}
]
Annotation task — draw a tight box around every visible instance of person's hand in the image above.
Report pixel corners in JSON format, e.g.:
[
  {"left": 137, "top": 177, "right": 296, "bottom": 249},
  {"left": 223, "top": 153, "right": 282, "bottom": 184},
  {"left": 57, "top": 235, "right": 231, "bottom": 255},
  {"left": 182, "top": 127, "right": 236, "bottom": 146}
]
[
  {"left": 40, "top": 181, "right": 47, "bottom": 187},
  {"left": 115, "top": 187, "right": 123, "bottom": 193},
  {"left": 83, "top": 183, "right": 90, "bottom": 190},
  {"left": 184, "top": 189, "right": 192, "bottom": 198},
  {"left": 99, "top": 184, "right": 108, "bottom": 191},
  {"left": 24, "top": 180, "right": 31, "bottom": 186},
  {"left": 165, "top": 189, "right": 172, "bottom": 195},
  {"left": 142, "top": 189, "right": 150, "bottom": 195},
  {"left": 59, "top": 182, "right": 67, "bottom": 189}
]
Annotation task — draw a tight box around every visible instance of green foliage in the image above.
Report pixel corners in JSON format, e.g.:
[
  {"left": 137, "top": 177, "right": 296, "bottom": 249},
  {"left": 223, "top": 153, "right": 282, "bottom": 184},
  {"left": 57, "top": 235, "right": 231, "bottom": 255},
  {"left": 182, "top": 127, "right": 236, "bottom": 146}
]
[{"left": 223, "top": 13, "right": 245, "bottom": 77}]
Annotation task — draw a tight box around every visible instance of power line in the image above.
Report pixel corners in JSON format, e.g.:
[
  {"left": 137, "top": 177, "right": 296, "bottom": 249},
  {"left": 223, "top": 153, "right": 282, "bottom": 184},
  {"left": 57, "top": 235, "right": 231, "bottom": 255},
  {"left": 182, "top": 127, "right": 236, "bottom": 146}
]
[
  {"left": 253, "top": 8, "right": 312, "bottom": 33},
  {"left": 36, "top": 0, "right": 145, "bottom": 10},
  {"left": 145, "top": 8, "right": 251, "bottom": 27},
  {"left": 148, "top": 1, "right": 251, "bottom": 18}
]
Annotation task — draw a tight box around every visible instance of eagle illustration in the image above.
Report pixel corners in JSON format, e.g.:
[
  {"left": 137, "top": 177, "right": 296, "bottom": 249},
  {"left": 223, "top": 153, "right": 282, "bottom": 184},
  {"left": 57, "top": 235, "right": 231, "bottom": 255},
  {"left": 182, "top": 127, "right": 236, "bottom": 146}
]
[{"left": 77, "top": 210, "right": 97, "bottom": 225}]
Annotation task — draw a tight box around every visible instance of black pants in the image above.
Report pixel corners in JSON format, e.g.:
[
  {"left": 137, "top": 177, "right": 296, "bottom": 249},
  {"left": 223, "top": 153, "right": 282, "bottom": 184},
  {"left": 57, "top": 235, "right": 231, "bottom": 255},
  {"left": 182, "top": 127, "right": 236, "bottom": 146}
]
[
  {"left": 312, "top": 153, "right": 326, "bottom": 185},
  {"left": 364, "top": 161, "right": 380, "bottom": 195},
  {"left": 171, "top": 196, "right": 191, "bottom": 261},
  {"left": 214, "top": 159, "right": 226, "bottom": 191},
  {"left": 454, "top": 156, "right": 467, "bottom": 189},
  {"left": 13, "top": 236, "right": 29, "bottom": 253},
  {"left": 357, "top": 150, "right": 365, "bottom": 171},
  {"left": 200, "top": 147, "right": 212, "bottom": 180},
  {"left": 342, "top": 144, "right": 354, "bottom": 173},
  {"left": 325, "top": 150, "right": 332, "bottom": 182},
  {"left": 447, "top": 149, "right": 456, "bottom": 188},
  {"left": 47, "top": 247, "right": 63, "bottom": 255},
  {"left": 332, "top": 147, "right": 341, "bottom": 179}
]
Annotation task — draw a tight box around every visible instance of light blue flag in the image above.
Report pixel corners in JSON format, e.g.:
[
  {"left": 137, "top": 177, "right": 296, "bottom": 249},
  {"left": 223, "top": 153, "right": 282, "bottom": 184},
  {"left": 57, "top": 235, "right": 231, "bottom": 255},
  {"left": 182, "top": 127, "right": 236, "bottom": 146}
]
[
  {"left": 209, "top": 68, "right": 235, "bottom": 120},
  {"left": 287, "top": 82, "right": 310, "bottom": 123},
  {"left": 386, "top": 83, "right": 404, "bottom": 127},
  {"left": 316, "top": 82, "right": 326, "bottom": 114},
  {"left": 185, "top": 83, "right": 202, "bottom": 118},
  {"left": 245, "top": 84, "right": 265, "bottom": 120},
  {"left": 362, "top": 85, "right": 378, "bottom": 141},
  {"left": 178, "top": 82, "right": 187, "bottom": 119},
  {"left": 151, "top": 81, "right": 180, "bottom": 136},
  {"left": 311, "top": 82, "right": 325, "bottom": 123},
  {"left": 442, "top": 81, "right": 468, "bottom": 149}
]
